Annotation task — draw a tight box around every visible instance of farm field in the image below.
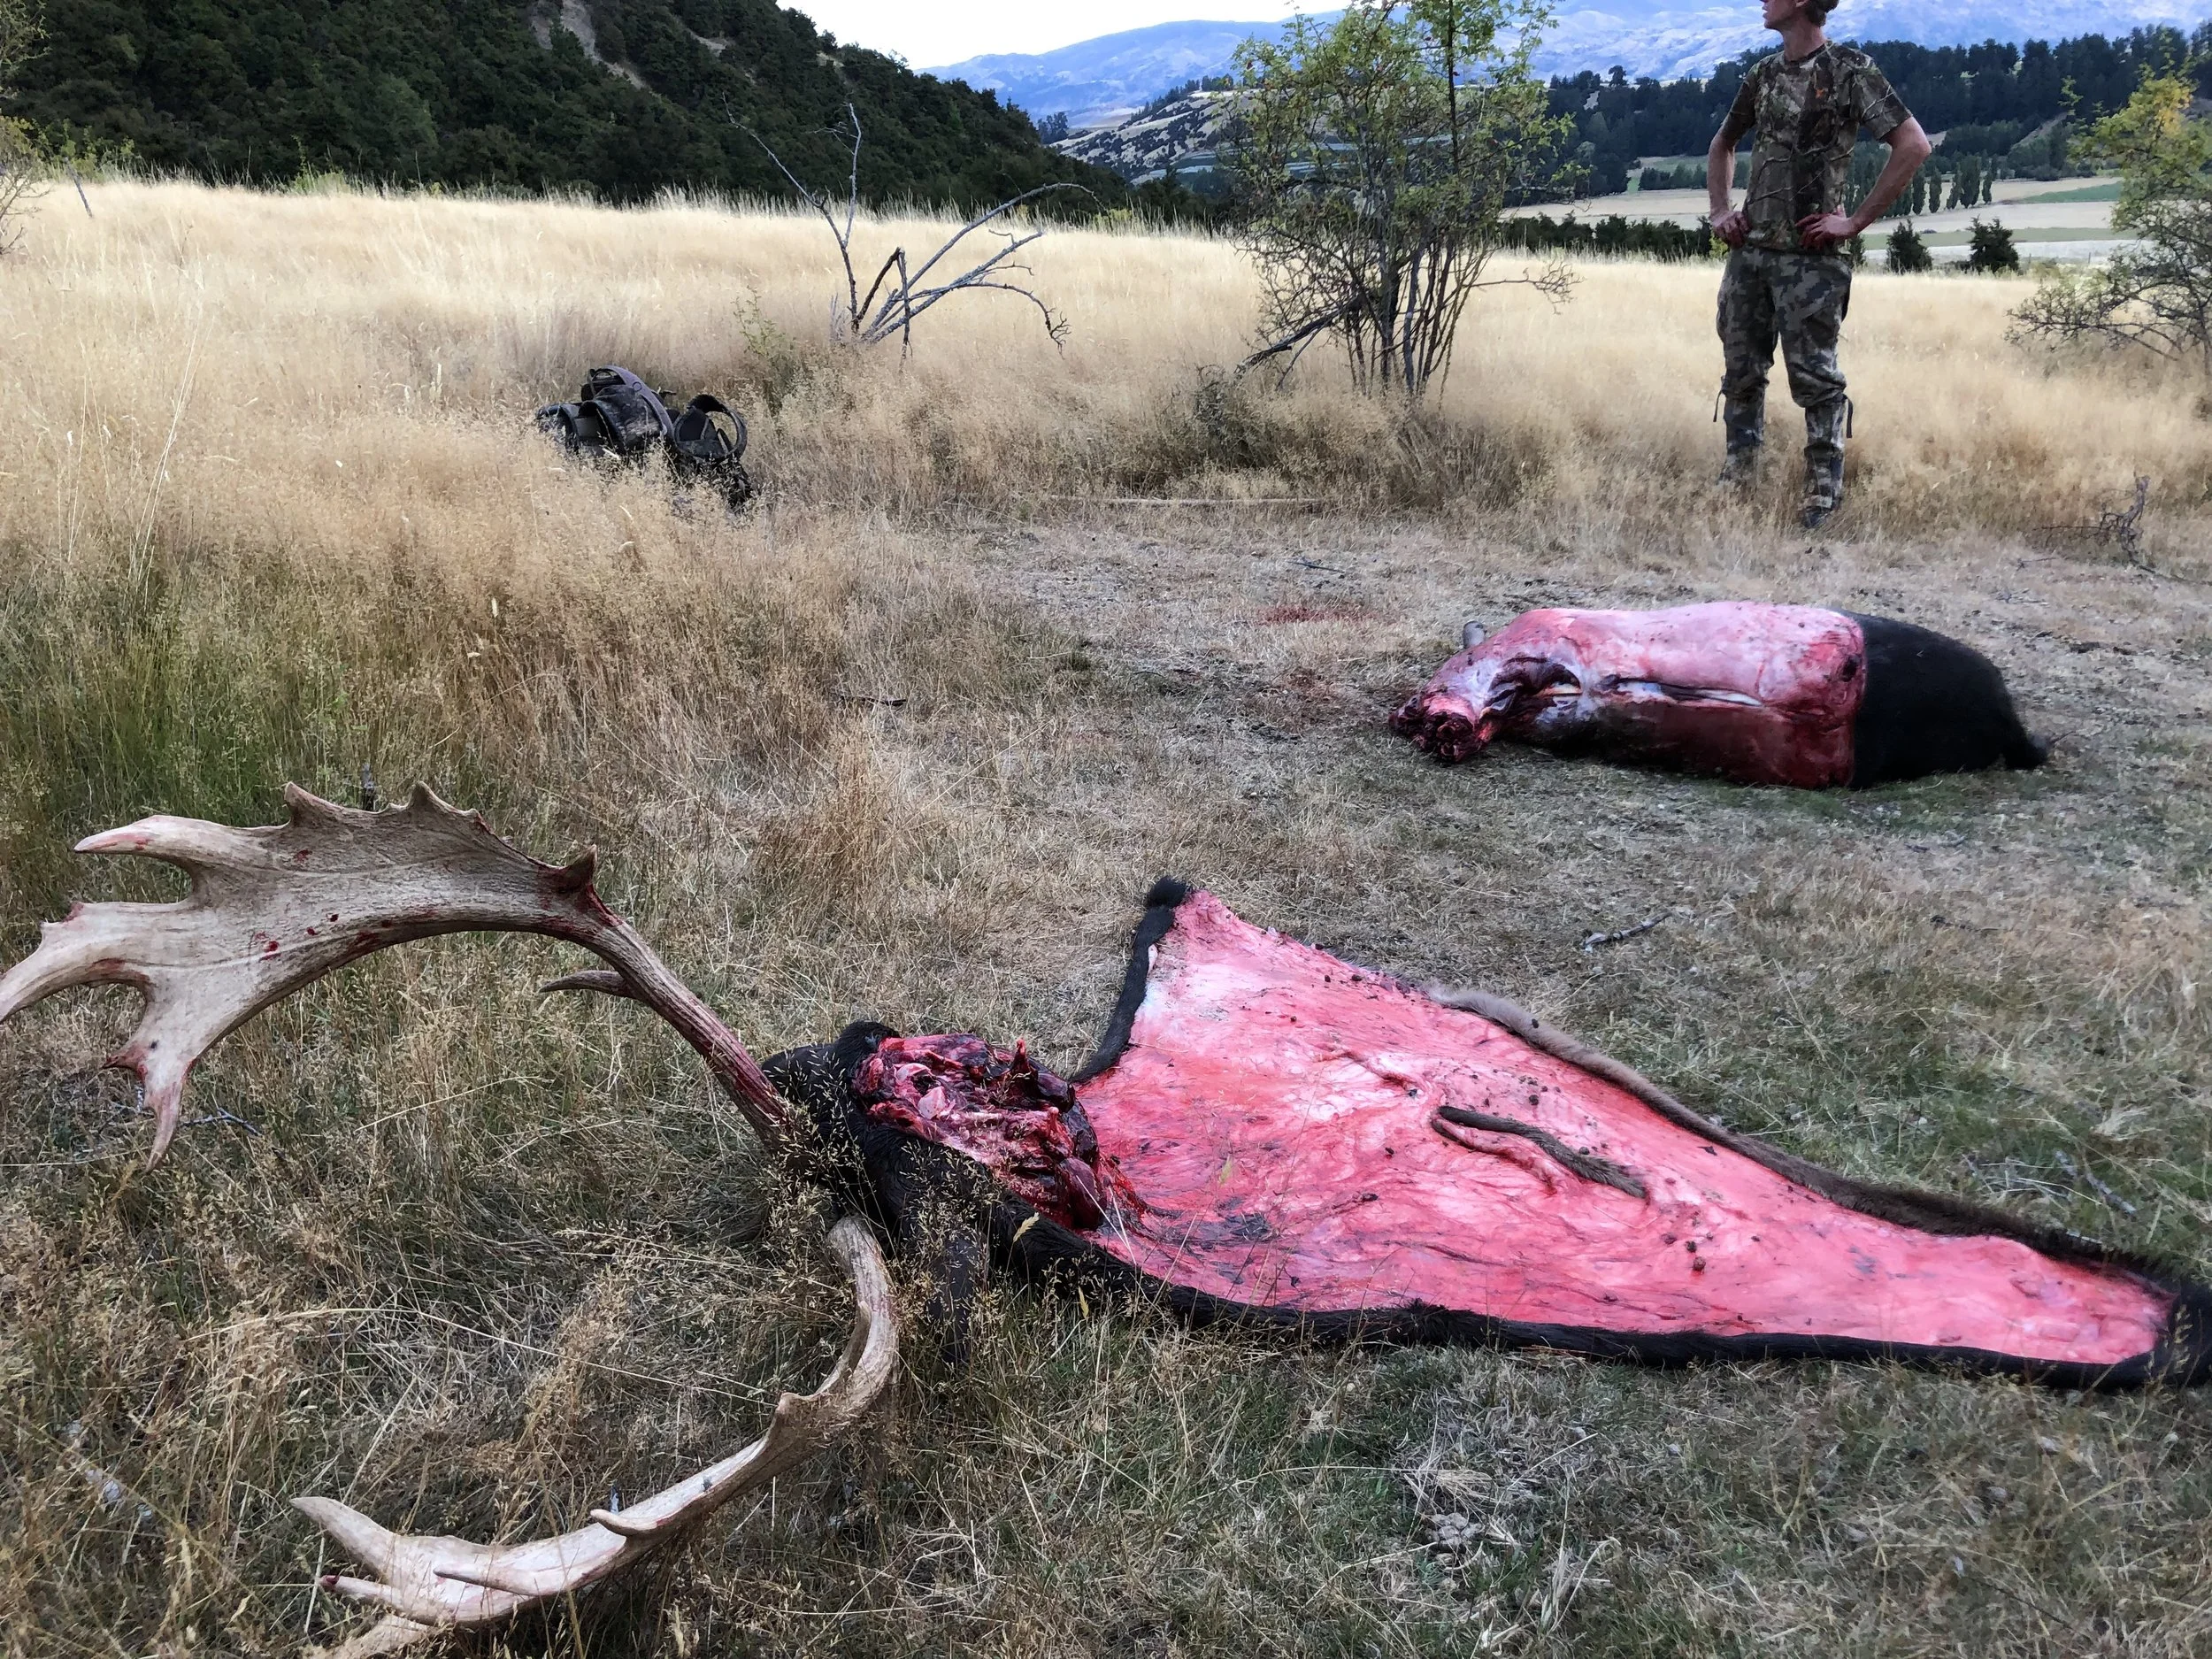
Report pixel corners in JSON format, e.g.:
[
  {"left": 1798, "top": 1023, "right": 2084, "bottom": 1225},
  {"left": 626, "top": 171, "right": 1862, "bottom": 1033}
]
[
  {"left": 1, "top": 180, "right": 2209, "bottom": 1657},
  {"left": 1579, "top": 175, "right": 2129, "bottom": 262}
]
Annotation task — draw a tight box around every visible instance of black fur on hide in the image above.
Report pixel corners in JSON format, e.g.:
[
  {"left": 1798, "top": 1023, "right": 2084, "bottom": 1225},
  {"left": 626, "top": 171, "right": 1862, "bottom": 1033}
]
[{"left": 1848, "top": 613, "right": 2050, "bottom": 787}]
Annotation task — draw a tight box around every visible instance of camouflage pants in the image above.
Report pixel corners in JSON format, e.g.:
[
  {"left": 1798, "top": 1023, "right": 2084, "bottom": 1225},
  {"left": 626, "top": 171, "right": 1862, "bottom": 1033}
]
[{"left": 1716, "top": 247, "right": 1853, "bottom": 474}]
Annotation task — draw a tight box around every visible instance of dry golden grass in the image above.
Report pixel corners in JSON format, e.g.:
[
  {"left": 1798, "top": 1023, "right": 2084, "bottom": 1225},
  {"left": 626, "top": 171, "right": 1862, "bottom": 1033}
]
[
  {"left": 0, "top": 179, "right": 2208, "bottom": 1658},
  {"left": 7, "top": 177, "right": 2207, "bottom": 543}
]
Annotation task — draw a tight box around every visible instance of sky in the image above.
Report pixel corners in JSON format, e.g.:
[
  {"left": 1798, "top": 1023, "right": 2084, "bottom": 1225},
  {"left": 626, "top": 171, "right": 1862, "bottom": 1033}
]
[{"left": 794, "top": 2, "right": 1294, "bottom": 69}]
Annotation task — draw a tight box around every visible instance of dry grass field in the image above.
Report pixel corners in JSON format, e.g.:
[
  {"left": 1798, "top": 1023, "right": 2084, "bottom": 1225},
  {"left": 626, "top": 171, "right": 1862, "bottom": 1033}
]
[{"left": 1, "top": 179, "right": 2209, "bottom": 1658}]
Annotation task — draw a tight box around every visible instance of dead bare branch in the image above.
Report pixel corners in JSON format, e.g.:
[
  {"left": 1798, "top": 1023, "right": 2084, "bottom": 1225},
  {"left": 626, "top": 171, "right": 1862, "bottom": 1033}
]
[
  {"left": 738, "top": 104, "right": 1081, "bottom": 353},
  {"left": 1233, "top": 303, "right": 1358, "bottom": 388},
  {"left": 2026, "top": 476, "right": 2204, "bottom": 582},
  {"left": 2096, "top": 474, "right": 2152, "bottom": 561}
]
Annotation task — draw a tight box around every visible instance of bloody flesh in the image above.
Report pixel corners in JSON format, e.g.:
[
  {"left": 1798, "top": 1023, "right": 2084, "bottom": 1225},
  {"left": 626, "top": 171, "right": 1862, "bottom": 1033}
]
[
  {"left": 1393, "top": 603, "right": 1867, "bottom": 788},
  {"left": 854, "top": 1033, "right": 1140, "bottom": 1229},
  {"left": 857, "top": 892, "right": 2188, "bottom": 1376}
]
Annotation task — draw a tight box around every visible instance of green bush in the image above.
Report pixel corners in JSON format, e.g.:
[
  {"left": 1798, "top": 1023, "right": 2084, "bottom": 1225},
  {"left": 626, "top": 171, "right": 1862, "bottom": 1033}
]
[
  {"left": 1965, "top": 217, "right": 2020, "bottom": 273},
  {"left": 1886, "top": 222, "right": 1932, "bottom": 273},
  {"left": 2012, "top": 74, "right": 2212, "bottom": 374}
]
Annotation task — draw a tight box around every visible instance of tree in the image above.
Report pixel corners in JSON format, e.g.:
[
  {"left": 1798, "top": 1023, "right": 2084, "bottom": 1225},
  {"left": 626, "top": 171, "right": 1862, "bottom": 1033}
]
[
  {"left": 1887, "top": 222, "right": 1932, "bottom": 273},
  {"left": 2012, "top": 73, "right": 2212, "bottom": 378},
  {"left": 1947, "top": 156, "right": 1983, "bottom": 210},
  {"left": 1230, "top": 0, "right": 1573, "bottom": 397},
  {"left": 1965, "top": 216, "right": 2019, "bottom": 273},
  {"left": 0, "top": 0, "right": 43, "bottom": 256}
]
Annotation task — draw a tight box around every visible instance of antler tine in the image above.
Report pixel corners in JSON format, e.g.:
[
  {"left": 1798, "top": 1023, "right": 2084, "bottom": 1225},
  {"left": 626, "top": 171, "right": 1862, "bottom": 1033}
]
[
  {"left": 0, "top": 782, "right": 791, "bottom": 1164},
  {"left": 298, "top": 1217, "right": 899, "bottom": 1651},
  {"left": 540, "top": 968, "right": 641, "bottom": 1002},
  {"left": 585, "top": 1213, "right": 899, "bottom": 1539}
]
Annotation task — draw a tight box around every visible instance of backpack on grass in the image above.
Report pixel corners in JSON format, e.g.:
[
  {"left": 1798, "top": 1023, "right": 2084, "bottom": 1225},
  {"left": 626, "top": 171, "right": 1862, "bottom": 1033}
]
[{"left": 536, "top": 366, "right": 752, "bottom": 509}]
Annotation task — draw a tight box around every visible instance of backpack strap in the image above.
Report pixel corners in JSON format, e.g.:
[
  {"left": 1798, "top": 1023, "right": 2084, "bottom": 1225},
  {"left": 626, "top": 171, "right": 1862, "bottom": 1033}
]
[
  {"left": 534, "top": 401, "right": 611, "bottom": 455},
  {"left": 670, "top": 395, "right": 748, "bottom": 465}
]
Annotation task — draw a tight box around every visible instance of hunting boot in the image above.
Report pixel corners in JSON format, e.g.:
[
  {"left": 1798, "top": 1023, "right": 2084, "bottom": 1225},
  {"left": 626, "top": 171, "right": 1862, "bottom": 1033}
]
[
  {"left": 1800, "top": 396, "right": 1849, "bottom": 528},
  {"left": 1717, "top": 394, "right": 1764, "bottom": 488}
]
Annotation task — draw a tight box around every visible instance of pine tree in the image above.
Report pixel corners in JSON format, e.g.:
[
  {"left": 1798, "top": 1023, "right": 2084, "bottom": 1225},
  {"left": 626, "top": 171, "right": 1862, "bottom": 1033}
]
[
  {"left": 1965, "top": 217, "right": 2019, "bottom": 273},
  {"left": 1886, "top": 222, "right": 1932, "bottom": 272}
]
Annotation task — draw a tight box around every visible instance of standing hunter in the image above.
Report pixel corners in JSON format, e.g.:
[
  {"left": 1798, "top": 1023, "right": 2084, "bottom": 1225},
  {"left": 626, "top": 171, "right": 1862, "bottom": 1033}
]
[{"left": 1707, "top": 0, "right": 1931, "bottom": 527}]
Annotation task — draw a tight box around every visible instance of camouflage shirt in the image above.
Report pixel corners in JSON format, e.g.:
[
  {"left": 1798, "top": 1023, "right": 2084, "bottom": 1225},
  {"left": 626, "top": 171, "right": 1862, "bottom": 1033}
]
[{"left": 1724, "top": 43, "right": 1910, "bottom": 252}]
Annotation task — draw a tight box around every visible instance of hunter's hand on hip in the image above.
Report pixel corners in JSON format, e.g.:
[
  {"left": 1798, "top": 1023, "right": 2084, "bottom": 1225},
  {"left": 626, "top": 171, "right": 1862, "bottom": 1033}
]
[{"left": 1796, "top": 210, "right": 1856, "bottom": 250}]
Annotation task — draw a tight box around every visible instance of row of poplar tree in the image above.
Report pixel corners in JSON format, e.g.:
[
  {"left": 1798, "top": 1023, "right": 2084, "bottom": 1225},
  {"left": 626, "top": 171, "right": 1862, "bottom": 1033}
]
[{"left": 1847, "top": 148, "right": 1995, "bottom": 219}]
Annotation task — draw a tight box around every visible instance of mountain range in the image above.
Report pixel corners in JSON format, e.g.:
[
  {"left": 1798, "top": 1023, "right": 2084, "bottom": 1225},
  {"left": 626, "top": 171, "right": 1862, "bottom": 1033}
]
[{"left": 931, "top": 2, "right": 2212, "bottom": 127}]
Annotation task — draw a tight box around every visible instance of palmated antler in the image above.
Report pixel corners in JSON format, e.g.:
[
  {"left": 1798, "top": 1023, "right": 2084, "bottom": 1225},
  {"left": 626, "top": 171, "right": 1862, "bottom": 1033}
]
[
  {"left": 0, "top": 783, "right": 790, "bottom": 1163},
  {"left": 300, "top": 1215, "right": 900, "bottom": 1657}
]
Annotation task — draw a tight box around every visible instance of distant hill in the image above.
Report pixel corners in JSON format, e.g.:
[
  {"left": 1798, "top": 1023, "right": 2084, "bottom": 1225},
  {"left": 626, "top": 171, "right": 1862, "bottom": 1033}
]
[
  {"left": 933, "top": 19, "right": 1325, "bottom": 134},
  {"left": 1054, "top": 88, "right": 1237, "bottom": 188},
  {"left": 15, "top": 0, "right": 1120, "bottom": 209},
  {"left": 933, "top": 1, "right": 2212, "bottom": 128},
  {"left": 1055, "top": 23, "right": 2209, "bottom": 210}
]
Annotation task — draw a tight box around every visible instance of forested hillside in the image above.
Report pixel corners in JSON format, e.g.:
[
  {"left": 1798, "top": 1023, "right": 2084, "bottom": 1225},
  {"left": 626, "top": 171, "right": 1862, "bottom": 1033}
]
[
  {"left": 1553, "top": 24, "right": 2212, "bottom": 193},
  {"left": 14, "top": 0, "right": 1118, "bottom": 208}
]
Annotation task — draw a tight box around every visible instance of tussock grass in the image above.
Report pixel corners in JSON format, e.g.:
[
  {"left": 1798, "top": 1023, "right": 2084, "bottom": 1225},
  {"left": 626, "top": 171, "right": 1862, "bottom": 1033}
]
[{"left": 0, "top": 180, "right": 2208, "bottom": 1656}]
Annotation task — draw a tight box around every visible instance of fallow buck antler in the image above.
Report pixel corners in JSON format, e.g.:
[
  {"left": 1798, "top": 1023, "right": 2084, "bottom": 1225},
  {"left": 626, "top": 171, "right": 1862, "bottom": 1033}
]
[
  {"left": 0, "top": 782, "right": 791, "bottom": 1163},
  {"left": 0, "top": 785, "right": 900, "bottom": 1653},
  {"left": 298, "top": 1212, "right": 898, "bottom": 1656}
]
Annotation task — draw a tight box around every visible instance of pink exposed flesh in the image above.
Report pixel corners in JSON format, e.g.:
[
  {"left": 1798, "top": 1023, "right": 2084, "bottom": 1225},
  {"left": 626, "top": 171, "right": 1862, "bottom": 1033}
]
[
  {"left": 1065, "top": 895, "right": 2170, "bottom": 1365},
  {"left": 1392, "top": 602, "right": 1867, "bottom": 788},
  {"left": 855, "top": 1033, "right": 1141, "bottom": 1230}
]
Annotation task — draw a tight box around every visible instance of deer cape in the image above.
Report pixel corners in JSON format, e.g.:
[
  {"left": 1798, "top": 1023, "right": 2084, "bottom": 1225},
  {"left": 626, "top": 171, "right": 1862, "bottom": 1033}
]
[{"left": 772, "top": 879, "right": 2208, "bottom": 1388}]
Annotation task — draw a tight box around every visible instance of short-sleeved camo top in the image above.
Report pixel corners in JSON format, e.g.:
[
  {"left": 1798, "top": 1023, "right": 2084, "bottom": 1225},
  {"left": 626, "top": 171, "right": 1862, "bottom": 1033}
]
[{"left": 1724, "top": 42, "right": 1910, "bottom": 252}]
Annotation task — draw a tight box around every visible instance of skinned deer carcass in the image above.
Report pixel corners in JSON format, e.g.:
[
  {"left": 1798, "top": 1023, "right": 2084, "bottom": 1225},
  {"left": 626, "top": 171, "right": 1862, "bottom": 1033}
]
[
  {"left": 1, "top": 785, "right": 2203, "bottom": 1649},
  {"left": 1390, "top": 603, "right": 2050, "bottom": 787}
]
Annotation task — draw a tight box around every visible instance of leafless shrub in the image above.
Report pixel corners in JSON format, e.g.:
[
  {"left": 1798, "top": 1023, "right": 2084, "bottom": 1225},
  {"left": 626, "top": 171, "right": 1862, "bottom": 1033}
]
[
  {"left": 0, "top": 117, "right": 42, "bottom": 255},
  {"left": 0, "top": 0, "right": 45, "bottom": 255},
  {"left": 745, "top": 105, "right": 1079, "bottom": 353}
]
